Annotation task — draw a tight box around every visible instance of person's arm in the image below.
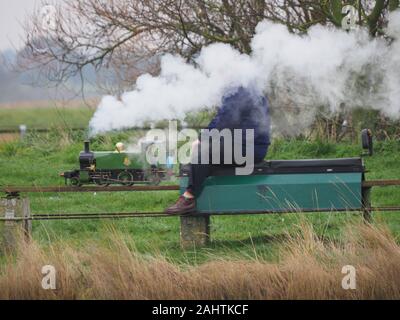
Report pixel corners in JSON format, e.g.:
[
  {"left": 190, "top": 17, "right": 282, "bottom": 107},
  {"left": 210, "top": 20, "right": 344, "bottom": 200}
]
[
  {"left": 206, "top": 97, "right": 232, "bottom": 130},
  {"left": 206, "top": 112, "right": 218, "bottom": 130}
]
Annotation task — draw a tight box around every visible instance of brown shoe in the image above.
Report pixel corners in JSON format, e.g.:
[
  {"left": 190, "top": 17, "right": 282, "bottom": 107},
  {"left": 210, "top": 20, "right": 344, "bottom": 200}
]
[{"left": 165, "top": 196, "right": 196, "bottom": 215}]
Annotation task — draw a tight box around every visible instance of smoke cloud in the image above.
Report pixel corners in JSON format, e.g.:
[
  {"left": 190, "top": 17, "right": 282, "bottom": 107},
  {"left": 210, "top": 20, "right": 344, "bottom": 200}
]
[{"left": 89, "top": 13, "right": 400, "bottom": 135}]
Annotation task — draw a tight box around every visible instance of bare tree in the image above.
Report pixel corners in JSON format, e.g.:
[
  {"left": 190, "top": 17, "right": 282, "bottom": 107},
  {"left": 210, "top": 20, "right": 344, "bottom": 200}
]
[
  {"left": 17, "top": 0, "right": 399, "bottom": 91},
  {"left": 18, "top": 0, "right": 267, "bottom": 91},
  {"left": 263, "top": 0, "right": 399, "bottom": 34}
]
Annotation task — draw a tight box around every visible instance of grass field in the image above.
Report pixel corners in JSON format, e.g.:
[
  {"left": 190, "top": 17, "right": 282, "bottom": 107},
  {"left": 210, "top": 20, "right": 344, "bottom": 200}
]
[
  {"left": 0, "top": 128, "right": 399, "bottom": 265},
  {"left": 0, "top": 103, "right": 94, "bottom": 131},
  {"left": 1, "top": 222, "right": 400, "bottom": 299}
]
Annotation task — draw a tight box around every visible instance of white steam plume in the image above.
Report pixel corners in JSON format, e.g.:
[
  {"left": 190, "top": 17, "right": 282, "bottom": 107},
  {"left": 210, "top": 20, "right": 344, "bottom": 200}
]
[{"left": 89, "top": 12, "right": 400, "bottom": 135}]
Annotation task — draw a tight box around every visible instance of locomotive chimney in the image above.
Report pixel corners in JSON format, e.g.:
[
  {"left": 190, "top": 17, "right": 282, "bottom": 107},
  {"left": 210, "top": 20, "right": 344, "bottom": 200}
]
[{"left": 84, "top": 140, "right": 90, "bottom": 153}]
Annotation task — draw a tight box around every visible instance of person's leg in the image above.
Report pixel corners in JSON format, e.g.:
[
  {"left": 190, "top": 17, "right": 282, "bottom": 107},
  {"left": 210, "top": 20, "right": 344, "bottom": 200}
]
[
  {"left": 166, "top": 138, "right": 255, "bottom": 215},
  {"left": 165, "top": 140, "right": 207, "bottom": 214},
  {"left": 183, "top": 140, "right": 200, "bottom": 199},
  {"left": 187, "top": 161, "right": 211, "bottom": 198}
]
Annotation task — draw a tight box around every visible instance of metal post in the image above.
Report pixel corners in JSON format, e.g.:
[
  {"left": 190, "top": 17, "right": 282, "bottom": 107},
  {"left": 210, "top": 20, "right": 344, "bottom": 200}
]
[
  {"left": 180, "top": 215, "right": 210, "bottom": 249},
  {"left": 1, "top": 195, "right": 31, "bottom": 254},
  {"left": 22, "top": 198, "right": 32, "bottom": 240},
  {"left": 362, "top": 186, "right": 372, "bottom": 223}
]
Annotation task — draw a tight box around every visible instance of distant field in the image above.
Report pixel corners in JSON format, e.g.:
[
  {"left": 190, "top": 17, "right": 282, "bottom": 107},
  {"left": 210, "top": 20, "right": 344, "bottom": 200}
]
[{"left": 0, "top": 102, "right": 95, "bottom": 131}]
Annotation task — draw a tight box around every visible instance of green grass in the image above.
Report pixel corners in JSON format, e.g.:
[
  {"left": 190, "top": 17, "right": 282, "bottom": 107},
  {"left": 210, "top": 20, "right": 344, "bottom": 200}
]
[
  {"left": 0, "top": 131, "right": 399, "bottom": 264},
  {"left": 0, "top": 106, "right": 213, "bottom": 132},
  {"left": 0, "top": 107, "right": 94, "bottom": 130}
]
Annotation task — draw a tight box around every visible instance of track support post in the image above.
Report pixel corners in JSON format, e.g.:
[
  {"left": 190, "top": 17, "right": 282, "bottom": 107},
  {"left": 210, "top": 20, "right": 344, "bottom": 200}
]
[
  {"left": 362, "top": 187, "right": 372, "bottom": 223},
  {"left": 180, "top": 215, "right": 210, "bottom": 248},
  {"left": 1, "top": 195, "right": 31, "bottom": 254}
]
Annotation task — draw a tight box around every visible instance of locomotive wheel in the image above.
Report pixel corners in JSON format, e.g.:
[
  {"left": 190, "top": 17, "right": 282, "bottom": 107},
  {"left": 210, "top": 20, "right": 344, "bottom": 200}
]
[
  {"left": 149, "top": 172, "right": 161, "bottom": 186},
  {"left": 118, "top": 171, "right": 134, "bottom": 186},
  {"left": 94, "top": 178, "right": 110, "bottom": 187},
  {"left": 70, "top": 177, "right": 82, "bottom": 187}
]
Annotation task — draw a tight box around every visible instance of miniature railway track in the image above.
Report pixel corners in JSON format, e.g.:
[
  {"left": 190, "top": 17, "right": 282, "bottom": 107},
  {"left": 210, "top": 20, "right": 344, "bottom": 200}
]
[
  {"left": 0, "top": 206, "right": 399, "bottom": 221},
  {"left": 0, "top": 179, "right": 399, "bottom": 221},
  {"left": 0, "top": 185, "right": 180, "bottom": 194},
  {"left": 1, "top": 179, "right": 399, "bottom": 194},
  {"left": 362, "top": 180, "right": 400, "bottom": 187}
]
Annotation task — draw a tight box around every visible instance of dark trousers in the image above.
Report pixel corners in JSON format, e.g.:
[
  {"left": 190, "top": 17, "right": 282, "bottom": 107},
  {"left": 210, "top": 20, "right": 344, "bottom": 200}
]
[{"left": 187, "top": 142, "right": 266, "bottom": 197}]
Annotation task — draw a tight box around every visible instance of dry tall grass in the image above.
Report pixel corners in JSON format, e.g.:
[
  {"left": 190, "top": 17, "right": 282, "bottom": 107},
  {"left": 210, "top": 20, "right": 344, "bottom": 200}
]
[{"left": 0, "top": 222, "right": 399, "bottom": 299}]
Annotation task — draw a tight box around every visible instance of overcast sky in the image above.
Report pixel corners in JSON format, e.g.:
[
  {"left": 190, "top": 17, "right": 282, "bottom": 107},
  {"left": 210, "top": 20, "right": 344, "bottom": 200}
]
[{"left": 0, "top": 0, "right": 43, "bottom": 51}]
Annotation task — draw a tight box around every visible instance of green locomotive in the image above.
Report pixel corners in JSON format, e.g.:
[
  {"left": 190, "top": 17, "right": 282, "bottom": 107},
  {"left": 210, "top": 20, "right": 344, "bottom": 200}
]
[{"left": 61, "top": 141, "right": 166, "bottom": 186}]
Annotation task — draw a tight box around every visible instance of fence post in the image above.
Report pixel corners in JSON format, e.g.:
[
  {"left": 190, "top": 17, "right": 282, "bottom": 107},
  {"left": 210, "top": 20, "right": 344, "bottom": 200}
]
[
  {"left": 180, "top": 215, "right": 210, "bottom": 249},
  {"left": 1, "top": 195, "right": 31, "bottom": 254},
  {"left": 19, "top": 124, "right": 27, "bottom": 140},
  {"left": 22, "top": 198, "right": 32, "bottom": 239},
  {"left": 362, "top": 186, "right": 372, "bottom": 223}
]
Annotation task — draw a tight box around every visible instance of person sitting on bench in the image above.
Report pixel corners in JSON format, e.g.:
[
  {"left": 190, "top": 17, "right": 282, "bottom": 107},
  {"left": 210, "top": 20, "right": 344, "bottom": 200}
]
[{"left": 165, "top": 85, "right": 271, "bottom": 215}]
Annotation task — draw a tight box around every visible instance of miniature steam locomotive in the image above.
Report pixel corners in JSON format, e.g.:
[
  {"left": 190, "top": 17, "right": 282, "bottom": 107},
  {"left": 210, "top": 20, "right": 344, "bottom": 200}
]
[{"left": 61, "top": 141, "right": 166, "bottom": 186}]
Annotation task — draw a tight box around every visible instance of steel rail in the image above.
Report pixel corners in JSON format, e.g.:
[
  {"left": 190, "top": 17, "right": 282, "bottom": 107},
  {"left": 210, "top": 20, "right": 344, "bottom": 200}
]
[
  {"left": 32, "top": 211, "right": 169, "bottom": 218},
  {"left": 1, "top": 206, "right": 399, "bottom": 221},
  {"left": 0, "top": 185, "right": 180, "bottom": 193},
  {"left": 1, "top": 179, "right": 400, "bottom": 194},
  {"left": 362, "top": 180, "right": 400, "bottom": 187},
  {"left": 30, "top": 213, "right": 173, "bottom": 220},
  {"left": 0, "top": 212, "right": 171, "bottom": 221}
]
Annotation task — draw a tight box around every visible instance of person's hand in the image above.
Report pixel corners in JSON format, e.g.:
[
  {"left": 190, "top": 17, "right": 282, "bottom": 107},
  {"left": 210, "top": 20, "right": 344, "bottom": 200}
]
[{"left": 191, "top": 139, "right": 200, "bottom": 149}]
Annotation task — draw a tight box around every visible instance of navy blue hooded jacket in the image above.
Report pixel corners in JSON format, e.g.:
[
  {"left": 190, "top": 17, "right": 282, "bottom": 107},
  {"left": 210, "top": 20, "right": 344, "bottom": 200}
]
[{"left": 206, "top": 86, "right": 271, "bottom": 163}]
